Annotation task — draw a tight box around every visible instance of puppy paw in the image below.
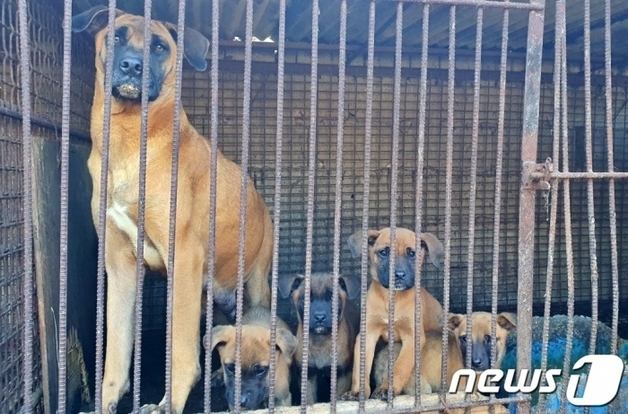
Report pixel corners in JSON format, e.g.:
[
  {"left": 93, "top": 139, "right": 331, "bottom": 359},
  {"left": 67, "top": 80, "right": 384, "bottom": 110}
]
[
  {"left": 370, "top": 387, "right": 391, "bottom": 401},
  {"left": 339, "top": 391, "right": 360, "bottom": 401},
  {"left": 138, "top": 404, "right": 165, "bottom": 414}
]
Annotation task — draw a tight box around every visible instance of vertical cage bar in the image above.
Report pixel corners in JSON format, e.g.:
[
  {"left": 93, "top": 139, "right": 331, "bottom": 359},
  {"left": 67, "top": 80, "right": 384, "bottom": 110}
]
[
  {"left": 18, "top": 0, "right": 34, "bottom": 410},
  {"left": 413, "top": 3, "right": 430, "bottom": 406},
  {"left": 357, "top": 2, "right": 376, "bottom": 408},
  {"left": 57, "top": 0, "right": 74, "bottom": 412},
  {"left": 93, "top": 1, "right": 118, "bottom": 411},
  {"left": 203, "top": 0, "right": 221, "bottom": 409},
  {"left": 233, "top": 0, "right": 255, "bottom": 410},
  {"left": 330, "top": 0, "right": 348, "bottom": 408},
  {"left": 267, "top": 0, "right": 287, "bottom": 410},
  {"left": 604, "top": 0, "right": 619, "bottom": 356},
  {"left": 385, "top": 1, "right": 404, "bottom": 407},
  {"left": 440, "top": 4, "right": 456, "bottom": 399},
  {"left": 516, "top": 0, "right": 546, "bottom": 410},
  {"left": 164, "top": 0, "right": 189, "bottom": 410},
  {"left": 300, "top": 0, "right": 320, "bottom": 410},
  {"left": 132, "top": 0, "right": 154, "bottom": 410},
  {"left": 464, "top": 6, "right": 483, "bottom": 381}
]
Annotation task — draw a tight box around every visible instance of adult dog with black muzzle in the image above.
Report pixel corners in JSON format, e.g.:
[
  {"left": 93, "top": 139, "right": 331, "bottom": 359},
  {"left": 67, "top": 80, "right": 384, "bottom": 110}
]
[{"left": 72, "top": 7, "right": 273, "bottom": 413}]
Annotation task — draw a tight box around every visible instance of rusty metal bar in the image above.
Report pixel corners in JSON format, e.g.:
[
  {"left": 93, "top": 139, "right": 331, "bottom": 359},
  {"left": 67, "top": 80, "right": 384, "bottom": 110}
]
[
  {"left": 57, "top": 0, "right": 74, "bottom": 411},
  {"left": 357, "top": 1, "right": 376, "bottom": 408},
  {"left": 385, "top": 1, "right": 404, "bottom": 407},
  {"left": 395, "top": 0, "right": 543, "bottom": 10},
  {"left": 17, "top": 0, "right": 34, "bottom": 411},
  {"left": 349, "top": 395, "right": 530, "bottom": 414},
  {"left": 299, "top": 0, "right": 319, "bottom": 410},
  {"left": 464, "top": 6, "right": 484, "bottom": 386},
  {"left": 132, "top": 0, "right": 154, "bottom": 410},
  {"left": 233, "top": 0, "right": 255, "bottom": 410},
  {"left": 604, "top": 0, "right": 620, "bottom": 357},
  {"left": 164, "top": 0, "right": 189, "bottom": 410},
  {"left": 94, "top": 1, "right": 118, "bottom": 412},
  {"left": 413, "top": 3, "right": 430, "bottom": 407},
  {"left": 203, "top": 0, "right": 221, "bottom": 408},
  {"left": 440, "top": 4, "right": 456, "bottom": 400},
  {"left": 516, "top": 0, "right": 546, "bottom": 409},
  {"left": 330, "top": 0, "right": 348, "bottom": 408},
  {"left": 267, "top": 0, "right": 287, "bottom": 410},
  {"left": 548, "top": 172, "right": 628, "bottom": 179}
]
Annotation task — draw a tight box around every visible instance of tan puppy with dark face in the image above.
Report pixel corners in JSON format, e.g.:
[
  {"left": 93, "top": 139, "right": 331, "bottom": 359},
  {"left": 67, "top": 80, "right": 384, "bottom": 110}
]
[
  {"left": 448, "top": 312, "right": 517, "bottom": 372},
  {"left": 72, "top": 6, "right": 273, "bottom": 413},
  {"left": 341, "top": 227, "right": 445, "bottom": 400},
  {"left": 208, "top": 307, "right": 297, "bottom": 410},
  {"left": 279, "top": 272, "right": 361, "bottom": 404}
]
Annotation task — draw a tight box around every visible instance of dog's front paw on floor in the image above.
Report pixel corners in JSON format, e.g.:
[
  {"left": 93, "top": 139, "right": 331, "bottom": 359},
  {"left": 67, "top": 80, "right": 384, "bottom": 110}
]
[
  {"left": 138, "top": 404, "right": 166, "bottom": 414},
  {"left": 370, "top": 387, "right": 391, "bottom": 401},
  {"left": 339, "top": 391, "right": 360, "bottom": 401}
]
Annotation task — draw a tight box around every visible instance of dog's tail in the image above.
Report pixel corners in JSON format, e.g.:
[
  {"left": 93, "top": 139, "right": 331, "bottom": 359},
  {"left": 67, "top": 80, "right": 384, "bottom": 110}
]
[
  {"left": 244, "top": 207, "right": 273, "bottom": 309},
  {"left": 419, "top": 232, "right": 445, "bottom": 269}
]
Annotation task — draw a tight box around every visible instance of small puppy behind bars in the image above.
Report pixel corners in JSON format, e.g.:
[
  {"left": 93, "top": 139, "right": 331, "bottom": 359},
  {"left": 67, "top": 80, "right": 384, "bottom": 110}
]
[
  {"left": 279, "top": 272, "right": 361, "bottom": 404},
  {"left": 341, "top": 227, "right": 445, "bottom": 400},
  {"left": 207, "top": 306, "right": 298, "bottom": 410},
  {"left": 72, "top": 6, "right": 273, "bottom": 413}
]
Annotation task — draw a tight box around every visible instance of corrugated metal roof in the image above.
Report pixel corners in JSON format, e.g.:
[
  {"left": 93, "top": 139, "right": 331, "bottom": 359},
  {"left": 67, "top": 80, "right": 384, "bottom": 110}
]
[{"left": 75, "top": 0, "right": 628, "bottom": 66}]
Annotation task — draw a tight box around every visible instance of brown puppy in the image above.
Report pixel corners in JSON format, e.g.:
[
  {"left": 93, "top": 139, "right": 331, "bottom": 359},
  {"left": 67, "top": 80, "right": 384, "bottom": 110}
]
[
  {"left": 372, "top": 330, "right": 467, "bottom": 395},
  {"left": 448, "top": 312, "right": 517, "bottom": 372},
  {"left": 208, "top": 306, "right": 297, "bottom": 410},
  {"left": 72, "top": 7, "right": 273, "bottom": 413},
  {"left": 279, "top": 272, "right": 361, "bottom": 404},
  {"left": 342, "top": 227, "right": 445, "bottom": 400}
]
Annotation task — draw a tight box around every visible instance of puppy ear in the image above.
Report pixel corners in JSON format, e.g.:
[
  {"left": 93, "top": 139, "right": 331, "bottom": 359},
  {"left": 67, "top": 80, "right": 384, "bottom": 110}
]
[
  {"left": 209, "top": 325, "right": 235, "bottom": 350},
  {"left": 338, "top": 274, "right": 361, "bottom": 301},
  {"left": 275, "top": 328, "right": 298, "bottom": 363},
  {"left": 165, "top": 23, "right": 210, "bottom": 71},
  {"left": 72, "top": 6, "right": 123, "bottom": 35},
  {"left": 419, "top": 232, "right": 445, "bottom": 269},
  {"left": 347, "top": 229, "right": 380, "bottom": 258},
  {"left": 497, "top": 312, "right": 517, "bottom": 331},
  {"left": 447, "top": 314, "right": 465, "bottom": 331},
  {"left": 278, "top": 274, "right": 304, "bottom": 299}
]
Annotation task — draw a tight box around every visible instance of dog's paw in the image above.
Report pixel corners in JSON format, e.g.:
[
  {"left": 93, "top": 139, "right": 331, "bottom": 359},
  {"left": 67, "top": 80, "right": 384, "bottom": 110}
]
[
  {"left": 339, "top": 391, "right": 360, "bottom": 401},
  {"left": 138, "top": 404, "right": 165, "bottom": 414},
  {"left": 370, "top": 387, "right": 391, "bottom": 401}
]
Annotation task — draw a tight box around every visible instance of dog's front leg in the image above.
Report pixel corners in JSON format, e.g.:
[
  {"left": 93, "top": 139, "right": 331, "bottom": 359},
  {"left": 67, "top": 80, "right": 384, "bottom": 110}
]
[
  {"left": 101, "top": 224, "right": 139, "bottom": 413},
  {"left": 341, "top": 332, "right": 377, "bottom": 400},
  {"left": 372, "top": 335, "right": 417, "bottom": 399}
]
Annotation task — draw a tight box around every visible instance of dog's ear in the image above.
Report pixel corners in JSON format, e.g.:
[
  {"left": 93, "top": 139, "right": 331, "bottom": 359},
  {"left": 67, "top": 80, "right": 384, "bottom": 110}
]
[
  {"left": 165, "top": 23, "right": 210, "bottom": 72},
  {"left": 347, "top": 229, "right": 380, "bottom": 258},
  {"left": 338, "top": 274, "right": 361, "bottom": 301},
  {"left": 497, "top": 312, "right": 517, "bottom": 331},
  {"left": 209, "top": 325, "right": 235, "bottom": 350},
  {"left": 447, "top": 314, "right": 465, "bottom": 331},
  {"left": 278, "top": 274, "right": 305, "bottom": 299},
  {"left": 275, "top": 327, "right": 298, "bottom": 363},
  {"left": 72, "top": 6, "right": 123, "bottom": 35},
  {"left": 419, "top": 232, "right": 445, "bottom": 268}
]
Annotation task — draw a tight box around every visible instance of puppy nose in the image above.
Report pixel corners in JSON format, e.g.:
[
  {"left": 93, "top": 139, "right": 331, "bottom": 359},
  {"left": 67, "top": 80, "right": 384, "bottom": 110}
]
[
  {"left": 119, "top": 56, "right": 143, "bottom": 76},
  {"left": 394, "top": 270, "right": 406, "bottom": 278},
  {"left": 314, "top": 312, "right": 327, "bottom": 323},
  {"left": 472, "top": 358, "right": 483, "bottom": 368},
  {"left": 240, "top": 392, "right": 249, "bottom": 406}
]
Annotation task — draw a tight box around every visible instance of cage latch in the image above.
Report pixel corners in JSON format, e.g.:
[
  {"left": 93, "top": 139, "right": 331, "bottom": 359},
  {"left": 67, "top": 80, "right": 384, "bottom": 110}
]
[{"left": 522, "top": 158, "right": 553, "bottom": 191}]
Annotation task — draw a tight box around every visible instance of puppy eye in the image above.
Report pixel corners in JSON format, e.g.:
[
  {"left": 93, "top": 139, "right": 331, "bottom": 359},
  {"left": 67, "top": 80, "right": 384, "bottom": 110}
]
[
  {"left": 114, "top": 35, "right": 121, "bottom": 44},
  {"left": 225, "top": 363, "right": 235, "bottom": 374},
  {"left": 378, "top": 247, "right": 390, "bottom": 258},
  {"left": 407, "top": 248, "right": 415, "bottom": 258},
  {"left": 484, "top": 335, "right": 492, "bottom": 343},
  {"left": 155, "top": 44, "right": 165, "bottom": 52},
  {"left": 459, "top": 335, "right": 467, "bottom": 344},
  {"left": 253, "top": 364, "right": 268, "bottom": 377}
]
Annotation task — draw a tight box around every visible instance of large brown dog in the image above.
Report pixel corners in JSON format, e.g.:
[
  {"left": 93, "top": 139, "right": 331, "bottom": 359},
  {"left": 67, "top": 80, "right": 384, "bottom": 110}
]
[
  {"left": 208, "top": 306, "right": 297, "bottom": 410},
  {"left": 341, "top": 227, "right": 445, "bottom": 400},
  {"left": 72, "top": 7, "right": 273, "bottom": 413},
  {"left": 279, "top": 272, "right": 361, "bottom": 404}
]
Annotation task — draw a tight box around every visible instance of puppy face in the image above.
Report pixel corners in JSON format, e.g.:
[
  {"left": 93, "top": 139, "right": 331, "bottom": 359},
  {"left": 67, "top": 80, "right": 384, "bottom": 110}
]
[
  {"left": 448, "top": 312, "right": 517, "bottom": 371},
  {"left": 279, "top": 272, "right": 360, "bottom": 335},
  {"left": 72, "top": 6, "right": 209, "bottom": 102},
  {"left": 209, "top": 325, "right": 297, "bottom": 410},
  {"left": 347, "top": 227, "right": 444, "bottom": 292}
]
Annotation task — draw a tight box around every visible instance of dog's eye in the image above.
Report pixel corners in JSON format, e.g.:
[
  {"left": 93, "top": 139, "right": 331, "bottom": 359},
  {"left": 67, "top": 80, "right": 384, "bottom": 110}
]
[
  {"left": 114, "top": 35, "right": 120, "bottom": 44},
  {"left": 459, "top": 335, "right": 467, "bottom": 344},
  {"left": 155, "top": 44, "right": 165, "bottom": 53},
  {"left": 224, "top": 363, "right": 235, "bottom": 374},
  {"left": 378, "top": 247, "right": 390, "bottom": 258},
  {"left": 407, "top": 248, "right": 415, "bottom": 258},
  {"left": 253, "top": 364, "right": 268, "bottom": 378},
  {"left": 484, "top": 334, "right": 492, "bottom": 344}
]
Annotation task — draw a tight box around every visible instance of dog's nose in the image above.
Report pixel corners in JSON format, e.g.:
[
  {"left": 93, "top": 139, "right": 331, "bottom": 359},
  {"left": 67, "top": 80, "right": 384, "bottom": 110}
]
[
  {"left": 314, "top": 312, "right": 327, "bottom": 323},
  {"left": 394, "top": 270, "right": 406, "bottom": 279},
  {"left": 240, "top": 392, "right": 249, "bottom": 406},
  {"left": 472, "top": 358, "right": 483, "bottom": 368},
  {"left": 119, "top": 56, "right": 143, "bottom": 76}
]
